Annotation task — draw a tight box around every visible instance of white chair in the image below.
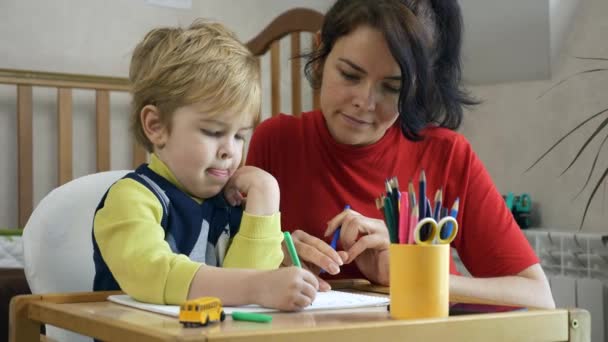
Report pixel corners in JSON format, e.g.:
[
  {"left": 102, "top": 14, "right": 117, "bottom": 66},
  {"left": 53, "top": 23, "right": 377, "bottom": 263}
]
[{"left": 22, "top": 170, "right": 130, "bottom": 342}]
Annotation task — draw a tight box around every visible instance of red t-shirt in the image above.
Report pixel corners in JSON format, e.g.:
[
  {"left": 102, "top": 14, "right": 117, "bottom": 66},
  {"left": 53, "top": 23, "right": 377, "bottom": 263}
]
[{"left": 247, "top": 110, "right": 538, "bottom": 279}]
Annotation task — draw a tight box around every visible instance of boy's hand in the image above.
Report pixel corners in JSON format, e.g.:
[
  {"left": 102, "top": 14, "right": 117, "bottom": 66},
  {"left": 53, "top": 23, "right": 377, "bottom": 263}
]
[
  {"left": 281, "top": 230, "right": 347, "bottom": 292},
  {"left": 224, "top": 166, "right": 280, "bottom": 215},
  {"left": 251, "top": 267, "right": 318, "bottom": 311}
]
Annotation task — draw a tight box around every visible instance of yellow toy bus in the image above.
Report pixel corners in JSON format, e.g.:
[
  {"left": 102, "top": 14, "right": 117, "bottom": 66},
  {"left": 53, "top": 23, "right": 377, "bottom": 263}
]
[{"left": 179, "top": 297, "right": 226, "bottom": 327}]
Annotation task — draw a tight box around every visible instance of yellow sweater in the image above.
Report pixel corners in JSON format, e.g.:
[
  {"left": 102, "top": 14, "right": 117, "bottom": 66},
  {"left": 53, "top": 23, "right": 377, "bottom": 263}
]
[{"left": 93, "top": 154, "right": 283, "bottom": 304}]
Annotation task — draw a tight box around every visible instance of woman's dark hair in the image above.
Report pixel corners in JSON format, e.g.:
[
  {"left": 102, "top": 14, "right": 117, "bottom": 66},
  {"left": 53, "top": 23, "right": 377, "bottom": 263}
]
[{"left": 303, "top": 0, "right": 478, "bottom": 140}]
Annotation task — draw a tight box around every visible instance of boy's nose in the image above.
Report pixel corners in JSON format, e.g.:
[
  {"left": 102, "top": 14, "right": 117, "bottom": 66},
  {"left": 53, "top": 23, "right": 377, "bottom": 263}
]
[
  {"left": 217, "top": 141, "right": 235, "bottom": 160},
  {"left": 218, "top": 149, "right": 232, "bottom": 160}
]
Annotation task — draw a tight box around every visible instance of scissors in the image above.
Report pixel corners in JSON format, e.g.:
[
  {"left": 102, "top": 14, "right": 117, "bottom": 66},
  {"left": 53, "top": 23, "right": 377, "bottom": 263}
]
[{"left": 413, "top": 216, "right": 458, "bottom": 245}]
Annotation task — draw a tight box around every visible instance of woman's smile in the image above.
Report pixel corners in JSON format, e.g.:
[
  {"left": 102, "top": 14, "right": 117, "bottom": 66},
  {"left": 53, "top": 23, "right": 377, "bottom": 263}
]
[{"left": 340, "top": 112, "right": 371, "bottom": 128}]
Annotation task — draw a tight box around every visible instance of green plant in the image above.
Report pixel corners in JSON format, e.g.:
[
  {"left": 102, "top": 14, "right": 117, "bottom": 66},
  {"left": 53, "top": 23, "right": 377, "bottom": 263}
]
[{"left": 526, "top": 57, "right": 608, "bottom": 230}]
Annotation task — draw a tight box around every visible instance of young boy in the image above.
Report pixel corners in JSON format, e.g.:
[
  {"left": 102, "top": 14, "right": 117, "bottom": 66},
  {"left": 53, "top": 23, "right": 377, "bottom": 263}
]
[{"left": 92, "top": 20, "right": 318, "bottom": 311}]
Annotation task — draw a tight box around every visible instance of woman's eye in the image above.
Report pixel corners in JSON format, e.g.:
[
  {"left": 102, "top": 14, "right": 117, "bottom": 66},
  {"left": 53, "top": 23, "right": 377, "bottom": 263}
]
[
  {"left": 340, "top": 70, "right": 360, "bottom": 81},
  {"left": 235, "top": 134, "right": 245, "bottom": 141},
  {"left": 383, "top": 84, "right": 401, "bottom": 94}
]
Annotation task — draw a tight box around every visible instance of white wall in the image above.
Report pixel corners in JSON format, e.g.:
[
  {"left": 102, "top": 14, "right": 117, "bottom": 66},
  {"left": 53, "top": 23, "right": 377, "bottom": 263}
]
[
  {"left": 0, "top": 0, "right": 330, "bottom": 228},
  {"left": 1, "top": 0, "right": 606, "bottom": 232},
  {"left": 460, "top": 0, "right": 582, "bottom": 84},
  {"left": 0, "top": 0, "right": 330, "bottom": 76},
  {"left": 460, "top": 0, "right": 551, "bottom": 84},
  {"left": 462, "top": 0, "right": 608, "bottom": 232},
  {"left": 550, "top": 0, "right": 583, "bottom": 71}
]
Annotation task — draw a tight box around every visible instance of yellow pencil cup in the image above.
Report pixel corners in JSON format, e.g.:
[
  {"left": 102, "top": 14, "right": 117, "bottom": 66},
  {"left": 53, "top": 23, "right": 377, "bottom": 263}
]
[{"left": 389, "top": 243, "right": 450, "bottom": 320}]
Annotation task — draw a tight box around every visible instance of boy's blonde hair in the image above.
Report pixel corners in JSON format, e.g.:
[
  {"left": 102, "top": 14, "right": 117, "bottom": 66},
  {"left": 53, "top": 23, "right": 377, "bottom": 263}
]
[{"left": 130, "top": 19, "right": 261, "bottom": 152}]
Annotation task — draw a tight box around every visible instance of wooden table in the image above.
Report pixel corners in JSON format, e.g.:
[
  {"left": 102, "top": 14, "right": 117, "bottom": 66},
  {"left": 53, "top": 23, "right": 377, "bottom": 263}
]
[{"left": 10, "top": 282, "right": 590, "bottom": 342}]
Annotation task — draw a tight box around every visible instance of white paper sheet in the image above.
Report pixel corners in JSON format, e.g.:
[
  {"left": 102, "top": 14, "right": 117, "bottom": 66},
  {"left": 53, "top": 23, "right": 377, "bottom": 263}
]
[{"left": 108, "top": 290, "right": 389, "bottom": 316}]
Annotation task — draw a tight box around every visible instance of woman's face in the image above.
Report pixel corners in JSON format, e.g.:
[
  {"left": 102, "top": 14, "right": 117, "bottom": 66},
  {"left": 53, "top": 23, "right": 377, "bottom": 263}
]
[{"left": 319, "top": 25, "right": 402, "bottom": 146}]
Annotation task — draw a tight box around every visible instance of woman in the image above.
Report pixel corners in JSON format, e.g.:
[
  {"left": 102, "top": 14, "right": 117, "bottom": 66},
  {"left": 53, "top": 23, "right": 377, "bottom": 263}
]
[{"left": 247, "top": 0, "right": 555, "bottom": 308}]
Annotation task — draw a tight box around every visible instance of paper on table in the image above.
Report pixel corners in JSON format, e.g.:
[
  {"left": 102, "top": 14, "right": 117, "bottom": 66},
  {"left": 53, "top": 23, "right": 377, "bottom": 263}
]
[{"left": 108, "top": 290, "right": 389, "bottom": 317}]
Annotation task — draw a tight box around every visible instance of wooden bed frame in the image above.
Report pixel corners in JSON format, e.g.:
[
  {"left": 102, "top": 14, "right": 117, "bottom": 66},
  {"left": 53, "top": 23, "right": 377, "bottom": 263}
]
[{"left": 0, "top": 8, "right": 323, "bottom": 229}]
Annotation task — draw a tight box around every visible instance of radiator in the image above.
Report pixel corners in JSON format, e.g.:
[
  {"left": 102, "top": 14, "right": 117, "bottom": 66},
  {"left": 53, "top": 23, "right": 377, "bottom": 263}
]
[
  {"left": 523, "top": 229, "right": 608, "bottom": 342},
  {"left": 452, "top": 229, "right": 607, "bottom": 342}
]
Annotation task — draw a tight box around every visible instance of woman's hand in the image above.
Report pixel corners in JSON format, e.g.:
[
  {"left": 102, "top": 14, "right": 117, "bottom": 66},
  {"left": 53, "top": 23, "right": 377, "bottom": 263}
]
[
  {"left": 324, "top": 208, "right": 390, "bottom": 285},
  {"left": 281, "top": 229, "right": 348, "bottom": 291}
]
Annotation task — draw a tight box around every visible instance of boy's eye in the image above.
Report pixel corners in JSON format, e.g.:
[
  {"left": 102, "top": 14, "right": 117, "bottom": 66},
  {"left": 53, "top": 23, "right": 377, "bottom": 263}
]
[
  {"left": 201, "top": 128, "right": 247, "bottom": 141},
  {"left": 201, "top": 129, "right": 222, "bottom": 137}
]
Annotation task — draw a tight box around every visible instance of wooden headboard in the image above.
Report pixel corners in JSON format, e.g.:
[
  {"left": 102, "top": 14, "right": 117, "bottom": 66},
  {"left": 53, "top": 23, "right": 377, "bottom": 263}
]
[
  {"left": 246, "top": 8, "right": 323, "bottom": 115},
  {"left": 0, "top": 8, "right": 323, "bottom": 229},
  {"left": 0, "top": 68, "right": 145, "bottom": 228}
]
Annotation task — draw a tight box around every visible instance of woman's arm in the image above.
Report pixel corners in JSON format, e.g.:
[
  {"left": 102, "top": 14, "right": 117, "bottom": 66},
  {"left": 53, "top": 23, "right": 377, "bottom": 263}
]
[
  {"left": 339, "top": 226, "right": 554, "bottom": 309},
  {"left": 352, "top": 248, "right": 390, "bottom": 286},
  {"left": 450, "top": 264, "right": 555, "bottom": 309},
  {"left": 286, "top": 207, "right": 555, "bottom": 309},
  {"left": 326, "top": 207, "right": 555, "bottom": 309}
]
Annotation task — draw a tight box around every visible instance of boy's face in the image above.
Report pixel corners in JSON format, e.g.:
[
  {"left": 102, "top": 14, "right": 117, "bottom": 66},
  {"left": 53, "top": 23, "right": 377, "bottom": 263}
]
[{"left": 155, "top": 102, "right": 253, "bottom": 199}]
